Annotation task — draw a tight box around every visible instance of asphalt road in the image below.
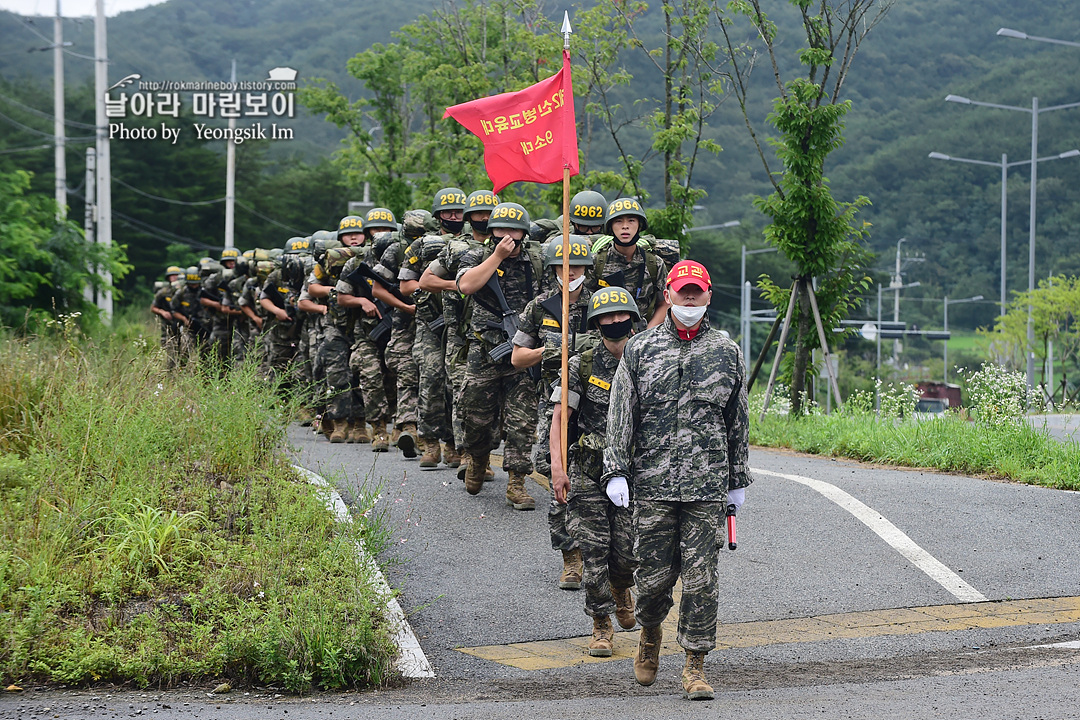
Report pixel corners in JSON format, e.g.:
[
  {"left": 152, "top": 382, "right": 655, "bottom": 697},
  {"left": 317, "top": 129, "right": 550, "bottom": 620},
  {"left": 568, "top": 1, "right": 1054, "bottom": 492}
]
[{"left": 6, "top": 424, "right": 1080, "bottom": 719}]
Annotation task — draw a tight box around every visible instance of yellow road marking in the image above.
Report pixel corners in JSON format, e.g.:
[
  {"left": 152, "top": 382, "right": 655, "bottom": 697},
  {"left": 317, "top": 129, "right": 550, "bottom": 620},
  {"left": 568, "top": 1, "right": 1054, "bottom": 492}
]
[
  {"left": 456, "top": 596, "right": 1080, "bottom": 670},
  {"left": 487, "top": 453, "right": 549, "bottom": 490}
]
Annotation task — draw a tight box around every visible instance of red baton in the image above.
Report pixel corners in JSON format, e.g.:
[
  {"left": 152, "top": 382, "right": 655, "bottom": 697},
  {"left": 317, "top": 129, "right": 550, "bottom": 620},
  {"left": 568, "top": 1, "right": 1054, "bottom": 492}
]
[{"left": 726, "top": 504, "right": 737, "bottom": 550}]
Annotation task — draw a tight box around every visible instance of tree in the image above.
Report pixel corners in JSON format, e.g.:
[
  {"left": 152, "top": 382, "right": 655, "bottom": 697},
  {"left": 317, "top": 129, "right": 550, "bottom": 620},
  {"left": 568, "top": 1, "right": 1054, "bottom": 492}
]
[
  {"left": 0, "top": 169, "right": 129, "bottom": 330},
  {"left": 713, "top": 0, "right": 890, "bottom": 415}
]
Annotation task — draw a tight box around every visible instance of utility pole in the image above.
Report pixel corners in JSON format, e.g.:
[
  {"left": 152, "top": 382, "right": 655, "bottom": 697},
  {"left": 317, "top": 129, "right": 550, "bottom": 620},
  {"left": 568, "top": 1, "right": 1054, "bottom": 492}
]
[
  {"left": 224, "top": 59, "right": 236, "bottom": 249},
  {"left": 53, "top": 0, "right": 66, "bottom": 220},
  {"left": 83, "top": 147, "right": 95, "bottom": 304},
  {"left": 94, "top": 0, "right": 112, "bottom": 320}
]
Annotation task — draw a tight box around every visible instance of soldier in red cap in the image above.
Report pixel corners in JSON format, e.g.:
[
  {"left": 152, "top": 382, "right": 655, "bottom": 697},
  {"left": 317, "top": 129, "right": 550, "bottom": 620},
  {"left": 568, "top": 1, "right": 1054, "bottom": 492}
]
[{"left": 602, "top": 259, "right": 752, "bottom": 701}]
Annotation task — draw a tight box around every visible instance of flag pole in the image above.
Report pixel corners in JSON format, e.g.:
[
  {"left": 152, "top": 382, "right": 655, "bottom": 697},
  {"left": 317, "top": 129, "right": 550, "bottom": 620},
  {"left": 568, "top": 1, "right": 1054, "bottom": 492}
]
[{"left": 559, "top": 12, "right": 573, "bottom": 478}]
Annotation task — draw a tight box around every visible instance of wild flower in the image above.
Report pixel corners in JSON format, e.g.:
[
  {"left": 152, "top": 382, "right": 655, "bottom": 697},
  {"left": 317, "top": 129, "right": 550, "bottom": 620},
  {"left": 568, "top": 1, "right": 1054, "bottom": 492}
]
[{"left": 962, "top": 363, "right": 1029, "bottom": 427}]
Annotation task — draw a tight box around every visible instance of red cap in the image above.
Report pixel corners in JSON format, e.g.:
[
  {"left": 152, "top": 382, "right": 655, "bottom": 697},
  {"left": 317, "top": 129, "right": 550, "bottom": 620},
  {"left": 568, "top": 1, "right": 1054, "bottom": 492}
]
[{"left": 666, "top": 260, "right": 711, "bottom": 292}]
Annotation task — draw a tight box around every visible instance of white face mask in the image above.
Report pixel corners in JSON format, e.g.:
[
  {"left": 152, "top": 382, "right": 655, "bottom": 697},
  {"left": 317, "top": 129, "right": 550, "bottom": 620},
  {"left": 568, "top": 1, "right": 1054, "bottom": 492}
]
[
  {"left": 670, "top": 304, "right": 708, "bottom": 326},
  {"left": 557, "top": 274, "right": 586, "bottom": 292}
]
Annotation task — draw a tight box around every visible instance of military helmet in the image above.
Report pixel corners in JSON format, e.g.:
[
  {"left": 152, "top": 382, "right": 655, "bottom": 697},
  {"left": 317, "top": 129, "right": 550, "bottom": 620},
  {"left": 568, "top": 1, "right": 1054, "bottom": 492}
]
[
  {"left": 432, "top": 188, "right": 468, "bottom": 214},
  {"left": 569, "top": 190, "right": 608, "bottom": 227},
  {"left": 464, "top": 190, "right": 499, "bottom": 219},
  {"left": 198, "top": 256, "right": 214, "bottom": 268},
  {"left": 543, "top": 235, "right": 594, "bottom": 267},
  {"left": 488, "top": 202, "right": 531, "bottom": 232},
  {"left": 586, "top": 285, "right": 641, "bottom": 326},
  {"left": 184, "top": 266, "right": 201, "bottom": 284},
  {"left": 267, "top": 247, "right": 284, "bottom": 261},
  {"left": 242, "top": 249, "right": 256, "bottom": 260},
  {"left": 165, "top": 265, "right": 184, "bottom": 277},
  {"left": 605, "top": 197, "right": 648, "bottom": 233},
  {"left": 312, "top": 235, "right": 343, "bottom": 267},
  {"left": 284, "top": 236, "right": 311, "bottom": 254},
  {"left": 220, "top": 247, "right": 241, "bottom": 263},
  {"left": 311, "top": 229, "right": 336, "bottom": 243},
  {"left": 364, "top": 207, "right": 398, "bottom": 232},
  {"left": 337, "top": 215, "right": 365, "bottom": 234},
  {"left": 233, "top": 256, "right": 250, "bottom": 278}
]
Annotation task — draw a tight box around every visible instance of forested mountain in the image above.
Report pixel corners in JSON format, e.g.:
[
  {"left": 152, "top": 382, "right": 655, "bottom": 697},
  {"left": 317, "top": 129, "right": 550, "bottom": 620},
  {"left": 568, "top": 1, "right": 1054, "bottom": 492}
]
[{"left": 2, "top": 0, "right": 1079, "bottom": 333}]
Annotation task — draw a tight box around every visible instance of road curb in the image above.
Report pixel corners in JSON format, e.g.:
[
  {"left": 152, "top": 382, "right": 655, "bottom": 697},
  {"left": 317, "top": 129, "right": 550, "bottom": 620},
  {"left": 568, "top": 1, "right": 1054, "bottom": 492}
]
[{"left": 292, "top": 464, "right": 436, "bottom": 679}]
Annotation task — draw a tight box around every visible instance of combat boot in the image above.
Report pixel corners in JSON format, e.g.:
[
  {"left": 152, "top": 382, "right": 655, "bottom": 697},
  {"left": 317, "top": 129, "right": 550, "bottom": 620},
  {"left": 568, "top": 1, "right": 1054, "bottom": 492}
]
[
  {"left": 344, "top": 420, "right": 359, "bottom": 444},
  {"left": 588, "top": 615, "right": 614, "bottom": 657},
  {"left": 443, "top": 444, "right": 462, "bottom": 468},
  {"left": 297, "top": 407, "right": 315, "bottom": 426},
  {"left": 464, "top": 452, "right": 489, "bottom": 495},
  {"left": 634, "top": 625, "right": 663, "bottom": 686},
  {"left": 558, "top": 548, "right": 583, "bottom": 590},
  {"left": 505, "top": 472, "right": 536, "bottom": 510},
  {"left": 349, "top": 421, "right": 371, "bottom": 444},
  {"left": 318, "top": 416, "right": 333, "bottom": 439},
  {"left": 484, "top": 464, "right": 496, "bottom": 482},
  {"left": 419, "top": 439, "right": 441, "bottom": 469},
  {"left": 398, "top": 423, "right": 418, "bottom": 458},
  {"left": 390, "top": 427, "right": 402, "bottom": 446},
  {"left": 681, "top": 651, "right": 714, "bottom": 700},
  {"left": 329, "top": 419, "right": 348, "bottom": 444},
  {"left": 372, "top": 426, "right": 390, "bottom": 452},
  {"left": 612, "top": 585, "right": 636, "bottom": 629}
]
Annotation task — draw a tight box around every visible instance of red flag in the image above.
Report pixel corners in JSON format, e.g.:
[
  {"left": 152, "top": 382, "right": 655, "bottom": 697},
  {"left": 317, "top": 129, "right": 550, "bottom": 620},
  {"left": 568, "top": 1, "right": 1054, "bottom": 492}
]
[{"left": 443, "top": 50, "right": 579, "bottom": 193}]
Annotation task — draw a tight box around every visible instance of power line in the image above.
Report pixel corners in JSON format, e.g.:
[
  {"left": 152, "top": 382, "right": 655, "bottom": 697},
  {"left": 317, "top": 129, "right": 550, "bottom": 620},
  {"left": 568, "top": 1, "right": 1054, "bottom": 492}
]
[
  {"left": 236, "top": 200, "right": 307, "bottom": 235},
  {"left": 0, "top": 92, "right": 97, "bottom": 129},
  {"left": 0, "top": 107, "right": 95, "bottom": 141},
  {"left": 0, "top": 143, "right": 52, "bottom": 155},
  {"left": 114, "top": 177, "right": 225, "bottom": 206}
]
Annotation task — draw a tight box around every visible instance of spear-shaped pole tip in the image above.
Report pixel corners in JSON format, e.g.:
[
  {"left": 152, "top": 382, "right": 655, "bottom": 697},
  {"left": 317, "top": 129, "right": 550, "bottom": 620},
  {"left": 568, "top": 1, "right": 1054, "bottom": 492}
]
[{"left": 562, "top": 11, "right": 572, "bottom": 47}]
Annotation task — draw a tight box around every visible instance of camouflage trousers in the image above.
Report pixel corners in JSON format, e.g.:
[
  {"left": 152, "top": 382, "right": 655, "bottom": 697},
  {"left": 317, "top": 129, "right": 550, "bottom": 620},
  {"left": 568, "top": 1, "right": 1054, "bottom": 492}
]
[
  {"left": 230, "top": 318, "right": 253, "bottom": 367},
  {"left": 460, "top": 344, "right": 536, "bottom": 475},
  {"left": 444, "top": 336, "right": 469, "bottom": 450},
  {"left": 384, "top": 321, "right": 418, "bottom": 429},
  {"left": 302, "top": 314, "right": 325, "bottom": 410},
  {"left": 261, "top": 320, "right": 299, "bottom": 385},
  {"left": 633, "top": 500, "right": 724, "bottom": 653},
  {"left": 321, "top": 327, "right": 364, "bottom": 422},
  {"left": 535, "top": 398, "right": 576, "bottom": 552},
  {"left": 350, "top": 332, "right": 390, "bottom": 425},
  {"left": 414, "top": 321, "right": 452, "bottom": 443},
  {"left": 567, "top": 487, "right": 636, "bottom": 618}
]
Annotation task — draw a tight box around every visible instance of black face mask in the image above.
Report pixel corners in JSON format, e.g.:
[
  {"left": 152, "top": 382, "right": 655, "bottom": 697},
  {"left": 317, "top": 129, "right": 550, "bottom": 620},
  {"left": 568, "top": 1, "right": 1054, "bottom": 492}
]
[
  {"left": 441, "top": 219, "right": 465, "bottom": 234},
  {"left": 599, "top": 318, "right": 633, "bottom": 340},
  {"left": 614, "top": 232, "right": 640, "bottom": 247},
  {"left": 470, "top": 219, "right": 489, "bottom": 234}
]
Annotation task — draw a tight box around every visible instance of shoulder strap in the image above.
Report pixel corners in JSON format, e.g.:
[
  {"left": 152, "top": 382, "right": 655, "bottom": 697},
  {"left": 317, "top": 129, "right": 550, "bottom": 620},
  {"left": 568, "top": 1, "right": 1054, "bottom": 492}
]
[{"left": 581, "top": 347, "right": 595, "bottom": 389}]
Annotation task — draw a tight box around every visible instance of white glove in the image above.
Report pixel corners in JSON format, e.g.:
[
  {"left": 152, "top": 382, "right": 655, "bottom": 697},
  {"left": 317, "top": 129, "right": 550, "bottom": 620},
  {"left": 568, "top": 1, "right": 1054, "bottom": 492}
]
[
  {"left": 727, "top": 487, "right": 745, "bottom": 512},
  {"left": 606, "top": 476, "right": 630, "bottom": 508}
]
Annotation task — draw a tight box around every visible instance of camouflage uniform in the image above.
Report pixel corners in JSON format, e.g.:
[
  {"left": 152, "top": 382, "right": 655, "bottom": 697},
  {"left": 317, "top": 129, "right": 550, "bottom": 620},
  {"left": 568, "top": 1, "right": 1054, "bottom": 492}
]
[
  {"left": 337, "top": 250, "right": 392, "bottom": 431},
  {"left": 152, "top": 280, "right": 181, "bottom": 366},
  {"left": 374, "top": 231, "right": 420, "bottom": 436},
  {"left": 588, "top": 243, "right": 667, "bottom": 333},
  {"left": 311, "top": 249, "right": 365, "bottom": 429},
  {"left": 226, "top": 272, "right": 255, "bottom": 365},
  {"left": 170, "top": 281, "right": 210, "bottom": 364},
  {"left": 602, "top": 314, "right": 752, "bottom": 652},
  {"left": 237, "top": 266, "right": 272, "bottom": 370},
  {"left": 514, "top": 288, "right": 592, "bottom": 552},
  {"left": 430, "top": 234, "right": 487, "bottom": 451},
  {"left": 456, "top": 242, "right": 544, "bottom": 476},
  {"left": 554, "top": 344, "right": 637, "bottom": 618},
  {"left": 257, "top": 267, "right": 303, "bottom": 385},
  {"left": 400, "top": 232, "right": 455, "bottom": 448}
]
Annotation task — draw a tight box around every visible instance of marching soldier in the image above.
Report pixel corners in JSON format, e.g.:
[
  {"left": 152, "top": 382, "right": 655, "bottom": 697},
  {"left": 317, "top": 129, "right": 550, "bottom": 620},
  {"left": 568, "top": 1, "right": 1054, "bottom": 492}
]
[
  {"left": 602, "top": 260, "right": 750, "bottom": 700},
  {"left": 456, "top": 202, "right": 545, "bottom": 510},
  {"left": 550, "top": 287, "right": 642, "bottom": 657}
]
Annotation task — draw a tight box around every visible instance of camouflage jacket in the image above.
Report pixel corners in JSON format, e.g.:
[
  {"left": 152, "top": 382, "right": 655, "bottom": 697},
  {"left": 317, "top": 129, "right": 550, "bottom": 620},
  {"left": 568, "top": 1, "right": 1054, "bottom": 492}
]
[
  {"left": 513, "top": 288, "right": 593, "bottom": 389},
  {"left": 587, "top": 243, "right": 667, "bottom": 329},
  {"left": 431, "top": 233, "right": 485, "bottom": 344},
  {"left": 602, "top": 314, "right": 751, "bottom": 502},
  {"left": 456, "top": 242, "right": 544, "bottom": 353},
  {"left": 399, "top": 232, "right": 453, "bottom": 326},
  {"left": 335, "top": 249, "right": 383, "bottom": 334},
  {"left": 556, "top": 342, "right": 620, "bottom": 490}
]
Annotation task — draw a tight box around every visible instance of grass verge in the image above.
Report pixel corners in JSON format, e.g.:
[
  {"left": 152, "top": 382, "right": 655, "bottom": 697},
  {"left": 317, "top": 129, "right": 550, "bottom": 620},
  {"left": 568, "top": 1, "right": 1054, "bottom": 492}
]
[
  {"left": 0, "top": 320, "right": 397, "bottom": 692},
  {"left": 751, "top": 413, "right": 1080, "bottom": 490}
]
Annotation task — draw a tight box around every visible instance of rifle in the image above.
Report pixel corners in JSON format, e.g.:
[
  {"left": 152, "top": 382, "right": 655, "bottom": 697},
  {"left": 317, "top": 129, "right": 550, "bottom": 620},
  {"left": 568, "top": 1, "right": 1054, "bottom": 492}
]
[
  {"left": 263, "top": 284, "right": 296, "bottom": 322},
  {"left": 481, "top": 274, "right": 540, "bottom": 381},
  {"left": 342, "top": 264, "right": 394, "bottom": 343},
  {"left": 726, "top": 504, "right": 737, "bottom": 551},
  {"left": 597, "top": 269, "right": 625, "bottom": 289}
]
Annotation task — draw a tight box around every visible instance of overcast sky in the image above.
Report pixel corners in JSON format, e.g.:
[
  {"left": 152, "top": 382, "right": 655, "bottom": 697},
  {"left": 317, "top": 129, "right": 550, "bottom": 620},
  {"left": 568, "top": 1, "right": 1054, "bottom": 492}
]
[{"left": 0, "top": 0, "right": 166, "bottom": 16}]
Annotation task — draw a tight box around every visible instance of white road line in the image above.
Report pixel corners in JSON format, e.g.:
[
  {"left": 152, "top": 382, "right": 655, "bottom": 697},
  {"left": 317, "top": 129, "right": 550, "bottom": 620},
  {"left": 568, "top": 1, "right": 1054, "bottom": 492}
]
[
  {"left": 1031, "top": 640, "right": 1080, "bottom": 649},
  {"left": 754, "top": 468, "right": 988, "bottom": 604},
  {"left": 293, "top": 465, "right": 436, "bottom": 679}
]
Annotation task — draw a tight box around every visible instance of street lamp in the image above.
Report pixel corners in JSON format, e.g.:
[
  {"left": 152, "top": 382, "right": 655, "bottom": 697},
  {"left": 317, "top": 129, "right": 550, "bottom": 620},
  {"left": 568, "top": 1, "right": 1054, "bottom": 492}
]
[
  {"left": 685, "top": 220, "right": 741, "bottom": 233},
  {"left": 943, "top": 295, "right": 983, "bottom": 383},
  {"left": 945, "top": 93, "right": 1080, "bottom": 390},
  {"left": 928, "top": 149, "right": 1080, "bottom": 317},
  {"left": 997, "top": 28, "right": 1080, "bottom": 49},
  {"left": 740, "top": 244, "right": 778, "bottom": 363}
]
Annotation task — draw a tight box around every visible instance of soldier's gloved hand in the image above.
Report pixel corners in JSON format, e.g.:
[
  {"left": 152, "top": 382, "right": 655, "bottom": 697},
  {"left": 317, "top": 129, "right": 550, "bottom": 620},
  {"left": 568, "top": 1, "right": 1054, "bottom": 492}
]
[
  {"left": 606, "top": 477, "right": 630, "bottom": 508},
  {"left": 727, "top": 487, "right": 745, "bottom": 512}
]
